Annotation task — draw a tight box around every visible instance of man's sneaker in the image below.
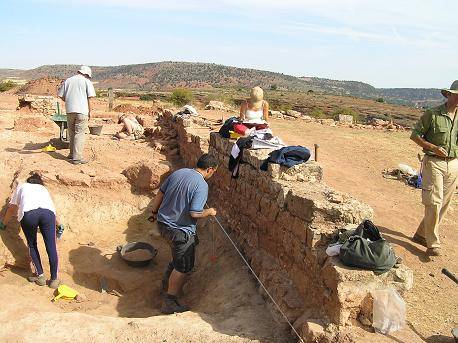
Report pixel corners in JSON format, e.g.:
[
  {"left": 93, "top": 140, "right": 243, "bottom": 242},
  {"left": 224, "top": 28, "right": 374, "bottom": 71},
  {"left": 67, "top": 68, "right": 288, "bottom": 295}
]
[
  {"left": 412, "top": 234, "right": 427, "bottom": 247},
  {"left": 426, "top": 247, "right": 441, "bottom": 256},
  {"left": 161, "top": 297, "right": 189, "bottom": 314},
  {"left": 71, "top": 159, "right": 89, "bottom": 165},
  {"left": 426, "top": 248, "right": 441, "bottom": 256},
  {"left": 27, "top": 274, "right": 46, "bottom": 286},
  {"left": 48, "top": 279, "right": 61, "bottom": 289}
]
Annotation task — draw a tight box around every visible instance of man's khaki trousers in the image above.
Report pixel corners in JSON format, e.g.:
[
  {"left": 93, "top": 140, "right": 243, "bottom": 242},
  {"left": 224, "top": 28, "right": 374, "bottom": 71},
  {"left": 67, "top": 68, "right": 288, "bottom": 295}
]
[
  {"left": 416, "top": 155, "right": 458, "bottom": 248},
  {"left": 67, "top": 113, "right": 88, "bottom": 161}
]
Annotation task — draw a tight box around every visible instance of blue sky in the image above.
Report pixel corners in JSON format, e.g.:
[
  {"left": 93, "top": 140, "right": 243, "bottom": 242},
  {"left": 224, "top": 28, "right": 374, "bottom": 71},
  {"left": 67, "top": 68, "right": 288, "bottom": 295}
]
[{"left": 0, "top": 0, "right": 457, "bottom": 88}]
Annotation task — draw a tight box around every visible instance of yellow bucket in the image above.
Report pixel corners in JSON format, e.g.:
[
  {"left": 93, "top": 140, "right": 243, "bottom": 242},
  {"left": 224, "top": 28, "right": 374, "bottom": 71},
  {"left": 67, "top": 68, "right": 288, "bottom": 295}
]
[{"left": 52, "top": 284, "right": 79, "bottom": 302}]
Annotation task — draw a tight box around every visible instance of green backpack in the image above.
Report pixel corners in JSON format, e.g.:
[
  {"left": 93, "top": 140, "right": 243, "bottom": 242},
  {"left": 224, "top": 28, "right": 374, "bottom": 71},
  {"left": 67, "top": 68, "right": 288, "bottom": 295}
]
[{"left": 339, "top": 220, "right": 397, "bottom": 274}]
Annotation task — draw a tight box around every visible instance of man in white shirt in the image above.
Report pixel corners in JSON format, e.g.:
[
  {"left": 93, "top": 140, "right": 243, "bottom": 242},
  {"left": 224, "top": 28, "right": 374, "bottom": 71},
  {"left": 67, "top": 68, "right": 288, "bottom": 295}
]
[{"left": 58, "top": 66, "right": 96, "bottom": 165}]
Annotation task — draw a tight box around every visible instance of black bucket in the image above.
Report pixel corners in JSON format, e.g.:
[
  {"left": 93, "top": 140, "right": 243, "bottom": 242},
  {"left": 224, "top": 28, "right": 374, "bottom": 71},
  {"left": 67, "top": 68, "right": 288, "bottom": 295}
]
[{"left": 117, "top": 242, "right": 158, "bottom": 267}]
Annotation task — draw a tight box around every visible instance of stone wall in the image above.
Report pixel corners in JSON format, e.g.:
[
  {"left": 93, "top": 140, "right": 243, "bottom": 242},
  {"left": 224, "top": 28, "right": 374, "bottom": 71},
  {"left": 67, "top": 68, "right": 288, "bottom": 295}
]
[
  {"left": 160, "top": 110, "right": 413, "bottom": 339},
  {"left": 17, "top": 94, "right": 58, "bottom": 116}
]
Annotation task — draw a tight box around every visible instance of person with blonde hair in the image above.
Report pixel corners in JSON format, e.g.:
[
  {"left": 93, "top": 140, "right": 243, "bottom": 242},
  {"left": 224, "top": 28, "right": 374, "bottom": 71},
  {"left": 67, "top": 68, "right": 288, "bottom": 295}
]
[{"left": 234, "top": 86, "right": 269, "bottom": 136}]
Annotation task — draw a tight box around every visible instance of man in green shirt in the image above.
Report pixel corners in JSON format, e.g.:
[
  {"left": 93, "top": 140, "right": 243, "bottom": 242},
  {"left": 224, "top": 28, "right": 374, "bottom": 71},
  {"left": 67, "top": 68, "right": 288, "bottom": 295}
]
[{"left": 410, "top": 80, "right": 458, "bottom": 256}]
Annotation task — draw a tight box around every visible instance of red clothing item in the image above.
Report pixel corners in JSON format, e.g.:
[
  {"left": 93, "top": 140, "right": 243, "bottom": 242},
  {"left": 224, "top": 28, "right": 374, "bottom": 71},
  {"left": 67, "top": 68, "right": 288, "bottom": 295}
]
[{"left": 233, "top": 123, "right": 268, "bottom": 135}]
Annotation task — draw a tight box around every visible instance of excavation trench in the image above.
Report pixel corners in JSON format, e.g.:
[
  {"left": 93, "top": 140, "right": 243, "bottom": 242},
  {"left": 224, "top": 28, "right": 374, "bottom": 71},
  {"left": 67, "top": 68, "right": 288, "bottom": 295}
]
[{"left": 0, "top": 162, "right": 292, "bottom": 342}]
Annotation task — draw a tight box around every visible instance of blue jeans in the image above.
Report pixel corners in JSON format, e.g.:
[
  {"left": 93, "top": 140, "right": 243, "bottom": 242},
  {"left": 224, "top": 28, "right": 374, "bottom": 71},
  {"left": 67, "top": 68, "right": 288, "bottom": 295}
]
[{"left": 21, "top": 209, "right": 58, "bottom": 280}]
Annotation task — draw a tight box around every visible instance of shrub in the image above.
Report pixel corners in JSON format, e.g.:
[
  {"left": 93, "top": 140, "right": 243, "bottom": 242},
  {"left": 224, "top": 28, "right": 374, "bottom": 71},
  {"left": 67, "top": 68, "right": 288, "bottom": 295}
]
[
  {"left": 140, "top": 94, "right": 155, "bottom": 101},
  {"left": 270, "top": 84, "right": 278, "bottom": 91},
  {"left": 309, "top": 108, "right": 327, "bottom": 119},
  {"left": 273, "top": 103, "right": 292, "bottom": 112},
  {"left": 170, "top": 88, "right": 193, "bottom": 106},
  {"left": 332, "top": 107, "right": 360, "bottom": 123},
  {"left": 0, "top": 80, "right": 17, "bottom": 92},
  {"left": 376, "top": 97, "right": 385, "bottom": 103}
]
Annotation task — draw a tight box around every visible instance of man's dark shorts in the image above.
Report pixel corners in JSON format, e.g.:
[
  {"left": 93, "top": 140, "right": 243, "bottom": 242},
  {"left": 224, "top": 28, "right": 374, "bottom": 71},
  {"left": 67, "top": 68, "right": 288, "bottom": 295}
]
[{"left": 158, "top": 222, "right": 199, "bottom": 273}]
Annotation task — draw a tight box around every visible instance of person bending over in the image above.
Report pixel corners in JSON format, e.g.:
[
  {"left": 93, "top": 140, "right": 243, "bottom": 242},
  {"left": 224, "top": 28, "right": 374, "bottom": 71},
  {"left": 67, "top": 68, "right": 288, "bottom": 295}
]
[{"left": 0, "top": 172, "right": 61, "bottom": 288}]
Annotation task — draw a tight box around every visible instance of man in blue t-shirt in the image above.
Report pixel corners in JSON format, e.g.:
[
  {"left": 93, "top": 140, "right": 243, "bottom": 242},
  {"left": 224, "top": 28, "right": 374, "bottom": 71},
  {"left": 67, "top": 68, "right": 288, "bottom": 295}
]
[{"left": 150, "top": 154, "right": 218, "bottom": 314}]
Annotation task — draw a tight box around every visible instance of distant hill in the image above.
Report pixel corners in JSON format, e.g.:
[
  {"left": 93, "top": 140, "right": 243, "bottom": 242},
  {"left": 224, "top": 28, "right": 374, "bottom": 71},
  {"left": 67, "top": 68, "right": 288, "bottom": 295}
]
[{"left": 0, "top": 62, "right": 443, "bottom": 107}]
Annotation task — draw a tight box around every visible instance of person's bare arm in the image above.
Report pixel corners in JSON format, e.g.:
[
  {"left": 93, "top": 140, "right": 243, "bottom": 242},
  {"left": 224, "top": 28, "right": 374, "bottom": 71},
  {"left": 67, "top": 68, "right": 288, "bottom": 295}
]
[
  {"left": 263, "top": 101, "right": 269, "bottom": 122},
  {"left": 1, "top": 204, "right": 18, "bottom": 227},
  {"left": 151, "top": 191, "right": 164, "bottom": 215},
  {"left": 411, "top": 135, "right": 447, "bottom": 158},
  {"left": 190, "top": 208, "right": 217, "bottom": 218},
  {"left": 88, "top": 97, "right": 94, "bottom": 120},
  {"left": 239, "top": 101, "right": 247, "bottom": 121}
]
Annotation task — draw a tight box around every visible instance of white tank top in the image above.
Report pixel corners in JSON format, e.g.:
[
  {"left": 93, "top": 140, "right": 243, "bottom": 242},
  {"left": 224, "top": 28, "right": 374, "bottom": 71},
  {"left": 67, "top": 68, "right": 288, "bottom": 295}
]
[
  {"left": 9, "top": 183, "right": 56, "bottom": 221},
  {"left": 245, "top": 101, "right": 264, "bottom": 121}
]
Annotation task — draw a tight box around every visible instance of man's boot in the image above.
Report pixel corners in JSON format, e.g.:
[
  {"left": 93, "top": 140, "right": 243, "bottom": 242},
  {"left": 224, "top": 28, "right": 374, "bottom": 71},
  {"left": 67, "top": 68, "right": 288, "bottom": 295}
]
[{"left": 161, "top": 294, "right": 189, "bottom": 314}]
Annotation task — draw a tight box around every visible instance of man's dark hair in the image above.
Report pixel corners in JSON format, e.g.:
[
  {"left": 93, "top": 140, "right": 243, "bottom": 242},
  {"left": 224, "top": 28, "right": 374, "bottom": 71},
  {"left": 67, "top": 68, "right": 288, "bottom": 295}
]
[
  {"left": 196, "top": 154, "right": 218, "bottom": 169},
  {"left": 26, "top": 172, "right": 44, "bottom": 185}
]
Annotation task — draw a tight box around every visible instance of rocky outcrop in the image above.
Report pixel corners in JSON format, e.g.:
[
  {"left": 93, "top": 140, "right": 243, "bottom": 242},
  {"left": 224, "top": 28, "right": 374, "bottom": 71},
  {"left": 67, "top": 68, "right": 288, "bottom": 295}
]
[{"left": 122, "top": 160, "right": 172, "bottom": 193}]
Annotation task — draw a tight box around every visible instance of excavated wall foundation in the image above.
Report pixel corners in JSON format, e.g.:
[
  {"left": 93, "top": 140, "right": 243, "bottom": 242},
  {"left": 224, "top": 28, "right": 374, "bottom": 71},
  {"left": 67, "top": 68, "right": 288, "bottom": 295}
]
[{"left": 161, "top": 111, "right": 414, "bottom": 341}]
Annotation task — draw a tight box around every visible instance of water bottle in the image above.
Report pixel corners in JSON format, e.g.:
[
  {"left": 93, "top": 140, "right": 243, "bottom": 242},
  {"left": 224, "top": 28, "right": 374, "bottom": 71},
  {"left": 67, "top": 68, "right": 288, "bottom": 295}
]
[{"left": 56, "top": 224, "right": 65, "bottom": 239}]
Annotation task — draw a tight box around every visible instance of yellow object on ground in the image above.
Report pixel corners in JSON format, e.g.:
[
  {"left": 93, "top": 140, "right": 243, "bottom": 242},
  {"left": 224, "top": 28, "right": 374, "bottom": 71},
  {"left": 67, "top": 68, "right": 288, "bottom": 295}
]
[
  {"left": 229, "top": 131, "right": 242, "bottom": 139},
  {"left": 42, "top": 144, "right": 56, "bottom": 152},
  {"left": 53, "top": 284, "right": 79, "bottom": 302}
]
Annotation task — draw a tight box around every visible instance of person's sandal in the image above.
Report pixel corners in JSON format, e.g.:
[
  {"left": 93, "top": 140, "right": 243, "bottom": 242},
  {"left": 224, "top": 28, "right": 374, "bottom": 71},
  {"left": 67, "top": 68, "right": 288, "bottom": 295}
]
[{"left": 27, "top": 274, "right": 46, "bottom": 286}]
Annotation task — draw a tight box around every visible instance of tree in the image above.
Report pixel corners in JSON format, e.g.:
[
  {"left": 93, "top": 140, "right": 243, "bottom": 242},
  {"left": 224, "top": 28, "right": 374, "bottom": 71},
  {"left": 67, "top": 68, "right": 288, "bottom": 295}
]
[
  {"left": 0, "top": 81, "right": 17, "bottom": 92},
  {"left": 170, "top": 88, "right": 193, "bottom": 106}
]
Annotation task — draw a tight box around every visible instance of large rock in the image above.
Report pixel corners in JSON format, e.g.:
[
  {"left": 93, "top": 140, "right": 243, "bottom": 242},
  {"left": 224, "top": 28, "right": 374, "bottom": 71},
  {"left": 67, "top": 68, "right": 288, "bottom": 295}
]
[
  {"left": 205, "top": 100, "right": 234, "bottom": 112},
  {"left": 284, "top": 109, "right": 301, "bottom": 118},
  {"left": 337, "top": 114, "right": 353, "bottom": 124},
  {"left": 122, "top": 160, "right": 172, "bottom": 192}
]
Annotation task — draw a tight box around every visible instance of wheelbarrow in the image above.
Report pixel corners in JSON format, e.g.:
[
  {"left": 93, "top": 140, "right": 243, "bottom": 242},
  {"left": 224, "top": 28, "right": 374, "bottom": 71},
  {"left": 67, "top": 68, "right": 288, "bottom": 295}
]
[{"left": 51, "top": 102, "right": 68, "bottom": 143}]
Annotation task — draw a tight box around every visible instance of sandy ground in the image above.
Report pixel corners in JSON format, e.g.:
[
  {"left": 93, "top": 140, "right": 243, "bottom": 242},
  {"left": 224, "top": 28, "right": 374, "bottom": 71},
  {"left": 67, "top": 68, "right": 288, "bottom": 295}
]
[{"left": 0, "top": 94, "right": 456, "bottom": 343}]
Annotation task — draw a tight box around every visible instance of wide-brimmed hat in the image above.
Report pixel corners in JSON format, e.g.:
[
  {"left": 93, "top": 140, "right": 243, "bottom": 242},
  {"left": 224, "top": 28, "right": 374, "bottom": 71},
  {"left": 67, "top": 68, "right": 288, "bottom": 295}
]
[
  {"left": 78, "top": 65, "right": 92, "bottom": 78},
  {"left": 441, "top": 80, "right": 458, "bottom": 97},
  {"left": 250, "top": 86, "right": 264, "bottom": 107}
]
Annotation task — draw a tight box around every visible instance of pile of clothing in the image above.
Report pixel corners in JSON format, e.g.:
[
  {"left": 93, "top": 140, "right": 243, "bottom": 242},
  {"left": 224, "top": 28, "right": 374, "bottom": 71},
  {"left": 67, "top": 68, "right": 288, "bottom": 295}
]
[
  {"left": 221, "top": 117, "right": 312, "bottom": 178},
  {"left": 382, "top": 163, "right": 422, "bottom": 189},
  {"left": 173, "top": 105, "right": 199, "bottom": 120}
]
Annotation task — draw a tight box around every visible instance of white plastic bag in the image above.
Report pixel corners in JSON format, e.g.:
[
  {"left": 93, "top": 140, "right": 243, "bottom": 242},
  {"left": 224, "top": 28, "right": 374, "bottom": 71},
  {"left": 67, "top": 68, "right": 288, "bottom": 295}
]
[
  {"left": 326, "top": 243, "right": 343, "bottom": 256},
  {"left": 398, "top": 163, "right": 417, "bottom": 176},
  {"left": 372, "top": 289, "right": 406, "bottom": 334}
]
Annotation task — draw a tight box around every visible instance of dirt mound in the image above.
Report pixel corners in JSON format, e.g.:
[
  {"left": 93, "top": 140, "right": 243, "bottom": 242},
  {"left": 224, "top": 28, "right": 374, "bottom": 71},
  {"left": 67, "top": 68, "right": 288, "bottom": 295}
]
[
  {"left": 16, "top": 77, "right": 62, "bottom": 96},
  {"left": 113, "top": 104, "right": 157, "bottom": 116}
]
